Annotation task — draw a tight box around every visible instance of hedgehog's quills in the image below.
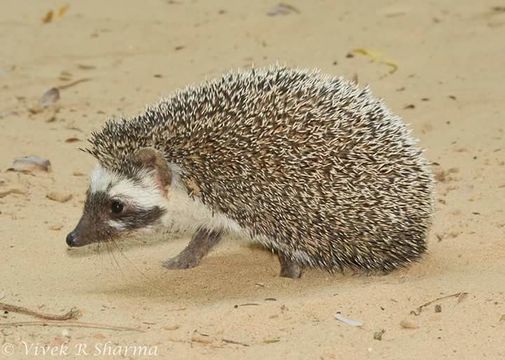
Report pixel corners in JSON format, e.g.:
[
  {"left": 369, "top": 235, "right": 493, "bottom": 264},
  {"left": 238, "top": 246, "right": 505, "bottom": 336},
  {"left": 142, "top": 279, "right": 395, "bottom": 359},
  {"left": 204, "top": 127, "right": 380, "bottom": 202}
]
[{"left": 68, "top": 66, "right": 434, "bottom": 279}]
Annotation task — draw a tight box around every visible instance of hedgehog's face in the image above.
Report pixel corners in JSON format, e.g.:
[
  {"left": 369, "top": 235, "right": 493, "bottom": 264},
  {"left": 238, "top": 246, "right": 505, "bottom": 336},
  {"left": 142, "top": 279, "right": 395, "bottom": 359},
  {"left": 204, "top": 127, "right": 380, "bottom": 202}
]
[{"left": 66, "top": 148, "right": 172, "bottom": 247}]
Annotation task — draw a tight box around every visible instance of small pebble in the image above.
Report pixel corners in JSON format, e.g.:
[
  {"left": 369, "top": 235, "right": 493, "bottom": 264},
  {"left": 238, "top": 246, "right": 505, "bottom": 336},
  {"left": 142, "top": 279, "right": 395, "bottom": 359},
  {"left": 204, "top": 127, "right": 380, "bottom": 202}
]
[
  {"left": 46, "top": 192, "right": 72, "bottom": 203},
  {"left": 400, "top": 319, "right": 419, "bottom": 329},
  {"left": 10, "top": 156, "right": 51, "bottom": 173},
  {"left": 191, "top": 333, "right": 212, "bottom": 344},
  {"left": 373, "top": 329, "right": 385, "bottom": 340},
  {"left": 162, "top": 325, "right": 180, "bottom": 331}
]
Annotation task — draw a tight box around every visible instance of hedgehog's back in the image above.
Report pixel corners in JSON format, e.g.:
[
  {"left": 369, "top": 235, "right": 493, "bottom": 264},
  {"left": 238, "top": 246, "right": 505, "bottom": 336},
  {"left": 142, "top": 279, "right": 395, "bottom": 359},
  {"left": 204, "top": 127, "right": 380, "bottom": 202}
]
[{"left": 92, "top": 67, "right": 434, "bottom": 272}]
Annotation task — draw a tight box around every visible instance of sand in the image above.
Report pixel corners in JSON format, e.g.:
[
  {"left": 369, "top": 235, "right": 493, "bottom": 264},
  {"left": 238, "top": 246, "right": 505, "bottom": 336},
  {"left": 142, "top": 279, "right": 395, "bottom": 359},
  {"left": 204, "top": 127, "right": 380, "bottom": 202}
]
[{"left": 0, "top": 0, "right": 504, "bottom": 359}]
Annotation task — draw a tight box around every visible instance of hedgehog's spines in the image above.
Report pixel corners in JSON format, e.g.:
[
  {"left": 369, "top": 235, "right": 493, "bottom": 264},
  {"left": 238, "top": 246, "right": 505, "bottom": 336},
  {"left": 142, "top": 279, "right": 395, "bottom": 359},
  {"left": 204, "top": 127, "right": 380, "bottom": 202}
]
[{"left": 86, "top": 65, "right": 433, "bottom": 273}]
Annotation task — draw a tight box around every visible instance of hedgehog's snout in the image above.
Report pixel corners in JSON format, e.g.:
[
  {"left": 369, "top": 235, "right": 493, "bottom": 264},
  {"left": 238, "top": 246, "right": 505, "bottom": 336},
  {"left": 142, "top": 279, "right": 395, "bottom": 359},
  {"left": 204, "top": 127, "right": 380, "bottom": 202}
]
[
  {"left": 66, "top": 226, "right": 88, "bottom": 248},
  {"left": 66, "top": 231, "right": 79, "bottom": 247},
  {"left": 66, "top": 215, "right": 96, "bottom": 248}
]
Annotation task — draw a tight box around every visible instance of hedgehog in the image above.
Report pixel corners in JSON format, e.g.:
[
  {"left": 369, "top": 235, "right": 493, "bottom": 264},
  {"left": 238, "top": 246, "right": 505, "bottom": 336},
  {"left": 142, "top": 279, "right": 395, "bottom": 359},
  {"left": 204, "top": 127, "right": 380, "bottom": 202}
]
[{"left": 66, "top": 66, "right": 434, "bottom": 279}]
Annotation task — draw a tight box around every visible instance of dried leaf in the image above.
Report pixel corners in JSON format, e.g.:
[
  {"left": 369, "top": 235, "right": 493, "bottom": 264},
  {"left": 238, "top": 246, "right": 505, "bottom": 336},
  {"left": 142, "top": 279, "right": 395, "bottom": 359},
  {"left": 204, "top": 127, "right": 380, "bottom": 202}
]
[
  {"left": 334, "top": 312, "right": 363, "bottom": 327},
  {"left": 400, "top": 319, "right": 418, "bottom": 329},
  {"left": 42, "top": 10, "right": 54, "bottom": 23},
  {"left": 46, "top": 192, "right": 72, "bottom": 203},
  {"left": 39, "top": 88, "right": 60, "bottom": 107},
  {"left": 373, "top": 329, "right": 385, "bottom": 340},
  {"left": 9, "top": 156, "right": 51, "bottom": 173},
  {"left": 42, "top": 5, "right": 69, "bottom": 23},
  {"left": 65, "top": 137, "right": 80, "bottom": 143},
  {"left": 77, "top": 64, "right": 96, "bottom": 70},
  {"left": 58, "top": 4, "right": 70, "bottom": 17},
  {"left": 351, "top": 48, "right": 398, "bottom": 74},
  {"left": 267, "top": 3, "right": 300, "bottom": 16}
]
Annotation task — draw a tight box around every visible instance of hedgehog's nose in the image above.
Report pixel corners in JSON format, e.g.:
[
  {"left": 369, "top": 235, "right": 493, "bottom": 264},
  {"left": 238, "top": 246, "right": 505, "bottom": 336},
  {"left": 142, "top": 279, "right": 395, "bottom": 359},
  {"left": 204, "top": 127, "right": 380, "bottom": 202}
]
[{"left": 66, "top": 231, "right": 77, "bottom": 247}]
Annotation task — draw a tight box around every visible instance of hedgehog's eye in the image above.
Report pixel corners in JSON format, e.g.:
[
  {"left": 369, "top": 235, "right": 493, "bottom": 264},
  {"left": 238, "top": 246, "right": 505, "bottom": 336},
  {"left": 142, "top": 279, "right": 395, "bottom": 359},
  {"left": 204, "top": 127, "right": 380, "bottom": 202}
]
[{"left": 111, "top": 200, "right": 124, "bottom": 214}]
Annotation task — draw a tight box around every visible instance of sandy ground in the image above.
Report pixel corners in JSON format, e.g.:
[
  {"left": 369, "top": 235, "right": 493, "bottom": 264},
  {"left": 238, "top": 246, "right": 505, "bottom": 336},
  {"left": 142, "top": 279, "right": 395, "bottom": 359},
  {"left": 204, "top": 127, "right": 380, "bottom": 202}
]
[{"left": 0, "top": 0, "right": 504, "bottom": 359}]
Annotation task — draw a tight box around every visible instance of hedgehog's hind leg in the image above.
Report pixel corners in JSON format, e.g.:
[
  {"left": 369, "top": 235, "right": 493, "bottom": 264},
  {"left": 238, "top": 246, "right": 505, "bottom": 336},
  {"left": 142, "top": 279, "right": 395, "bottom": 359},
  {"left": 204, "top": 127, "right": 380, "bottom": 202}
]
[
  {"left": 162, "top": 227, "right": 223, "bottom": 270},
  {"left": 278, "top": 253, "right": 303, "bottom": 279}
]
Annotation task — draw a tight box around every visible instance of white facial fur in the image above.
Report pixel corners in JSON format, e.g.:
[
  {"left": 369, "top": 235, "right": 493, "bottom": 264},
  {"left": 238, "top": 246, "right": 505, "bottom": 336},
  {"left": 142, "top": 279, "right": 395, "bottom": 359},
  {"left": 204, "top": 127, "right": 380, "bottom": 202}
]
[
  {"left": 90, "top": 165, "right": 167, "bottom": 210},
  {"left": 89, "top": 165, "right": 246, "bottom": 236},
  {"left": 108, "top": 219, "right": 127, "bottom": 231}
]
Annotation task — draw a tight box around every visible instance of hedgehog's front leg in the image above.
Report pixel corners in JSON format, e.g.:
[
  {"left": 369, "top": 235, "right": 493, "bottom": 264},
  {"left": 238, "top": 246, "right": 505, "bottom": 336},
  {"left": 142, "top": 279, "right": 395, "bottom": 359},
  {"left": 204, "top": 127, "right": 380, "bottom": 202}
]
[
  {"left": 278, "top": 253, "right": 303, "bottom": 279},
  {"left": 162, "top": 227, "right": 223, "bottom": 270}
]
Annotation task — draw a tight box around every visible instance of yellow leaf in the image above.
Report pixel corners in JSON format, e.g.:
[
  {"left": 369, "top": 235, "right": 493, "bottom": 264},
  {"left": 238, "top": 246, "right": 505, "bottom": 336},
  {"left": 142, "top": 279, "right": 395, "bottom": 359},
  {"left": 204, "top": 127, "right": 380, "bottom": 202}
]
[
  {"left": 352, "top": 48, "right": 398, "bottom": 74},
  {"left": 58, "top": 4, "right": 70, "bottom": 18},
  {"left": 42, "top": 10, "right": 53, "bottom": 23},
  {"left": 42, "top": 5, "right": 69, "bottom": 24}
]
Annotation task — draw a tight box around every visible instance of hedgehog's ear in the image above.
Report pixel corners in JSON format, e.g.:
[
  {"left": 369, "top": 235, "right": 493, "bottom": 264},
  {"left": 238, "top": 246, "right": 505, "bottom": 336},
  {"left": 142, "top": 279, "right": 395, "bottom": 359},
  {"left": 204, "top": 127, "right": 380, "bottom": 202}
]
[{"left": 132, "top": 147, "right": 172, "bottom": 193}]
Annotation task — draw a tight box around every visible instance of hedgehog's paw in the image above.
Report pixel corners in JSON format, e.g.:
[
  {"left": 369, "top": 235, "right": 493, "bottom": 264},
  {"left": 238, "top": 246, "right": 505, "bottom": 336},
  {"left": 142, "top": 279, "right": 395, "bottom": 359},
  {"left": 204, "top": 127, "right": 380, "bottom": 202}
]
[
  {"left": 278, "top": 253, "right": 303, "bottom": 279},
  {"left": 162, "top": 253, "right": 201, "bottom": 270},
  {"left": 162, "top": 227, "right": 223, "bottom": 270}
]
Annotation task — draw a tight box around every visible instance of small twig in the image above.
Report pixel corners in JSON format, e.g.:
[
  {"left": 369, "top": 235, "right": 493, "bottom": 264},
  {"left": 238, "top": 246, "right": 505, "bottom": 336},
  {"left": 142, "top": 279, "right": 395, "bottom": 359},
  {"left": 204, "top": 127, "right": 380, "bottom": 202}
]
[
  {"left": 57, "top": 78, "right": 91, "bottom": 90},
  {"left": 411, "top": 292, "right": 468, "bottom": 316},
  {"left": 0, "top": 302, "right": 80, "bottom": 321},
  {"left": 0, "top": 321, "right": 143, "bottom": 332},
  {"left": 222, "top": 338, "right": 250, "bottom": 347}
]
